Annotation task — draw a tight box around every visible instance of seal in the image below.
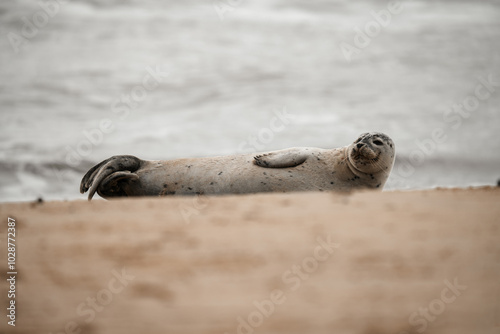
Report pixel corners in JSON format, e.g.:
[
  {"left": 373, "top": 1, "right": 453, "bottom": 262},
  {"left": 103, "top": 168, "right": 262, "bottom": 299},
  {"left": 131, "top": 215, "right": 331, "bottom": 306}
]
[{"left": 80, "top": 132, "right": 395, "bottom": 200}]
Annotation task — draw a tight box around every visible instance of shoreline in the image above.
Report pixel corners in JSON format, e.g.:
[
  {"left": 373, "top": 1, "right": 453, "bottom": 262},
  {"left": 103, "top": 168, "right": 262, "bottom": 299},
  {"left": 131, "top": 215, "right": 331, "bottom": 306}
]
[{"left": 1, "top": 184, "right": 499, "bottom": 204}]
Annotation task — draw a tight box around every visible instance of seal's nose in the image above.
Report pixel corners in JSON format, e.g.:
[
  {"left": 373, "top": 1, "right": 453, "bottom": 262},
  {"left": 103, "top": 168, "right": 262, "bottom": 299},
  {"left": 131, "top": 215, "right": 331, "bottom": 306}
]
[{"left": 356, "top": 143, "right": 364, "bottom": 149}]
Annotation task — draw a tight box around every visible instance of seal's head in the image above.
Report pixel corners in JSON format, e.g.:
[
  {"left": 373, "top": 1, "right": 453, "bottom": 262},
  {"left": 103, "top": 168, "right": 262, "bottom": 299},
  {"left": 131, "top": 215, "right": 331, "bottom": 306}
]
[{"left": 347, "top": 132, "right": 395, "bottom": 174}]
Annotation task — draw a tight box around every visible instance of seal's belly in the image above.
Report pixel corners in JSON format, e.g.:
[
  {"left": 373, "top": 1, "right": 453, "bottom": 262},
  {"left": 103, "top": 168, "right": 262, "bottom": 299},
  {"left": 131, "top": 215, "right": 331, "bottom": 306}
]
[{"left": 136, "top": 154, "right": 358, "bottom": 196}]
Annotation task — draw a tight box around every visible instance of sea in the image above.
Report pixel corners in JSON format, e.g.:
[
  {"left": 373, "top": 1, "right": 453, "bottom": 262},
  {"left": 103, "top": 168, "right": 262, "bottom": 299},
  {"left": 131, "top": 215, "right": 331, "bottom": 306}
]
[{"left": 1, "top": 0, "right": 499, "bottom": 202}]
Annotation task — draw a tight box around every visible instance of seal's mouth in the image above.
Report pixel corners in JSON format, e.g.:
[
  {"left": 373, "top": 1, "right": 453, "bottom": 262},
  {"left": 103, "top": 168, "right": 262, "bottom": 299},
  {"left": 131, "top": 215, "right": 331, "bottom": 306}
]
[{"left": 350, "top": 146, "right": 380, "bottom": 162}]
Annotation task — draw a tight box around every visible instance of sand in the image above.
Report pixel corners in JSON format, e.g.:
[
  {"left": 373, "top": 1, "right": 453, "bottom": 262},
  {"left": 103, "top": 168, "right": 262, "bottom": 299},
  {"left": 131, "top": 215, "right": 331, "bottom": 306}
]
[{"left": 0, "top": 187, "right": 499, "bottom": 334}]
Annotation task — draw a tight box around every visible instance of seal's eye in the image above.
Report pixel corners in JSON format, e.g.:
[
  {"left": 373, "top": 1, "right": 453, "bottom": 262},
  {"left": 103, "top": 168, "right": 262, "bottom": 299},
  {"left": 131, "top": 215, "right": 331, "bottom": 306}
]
[{"left": 373, "top": 140, "right": 384, "bottom": 146}]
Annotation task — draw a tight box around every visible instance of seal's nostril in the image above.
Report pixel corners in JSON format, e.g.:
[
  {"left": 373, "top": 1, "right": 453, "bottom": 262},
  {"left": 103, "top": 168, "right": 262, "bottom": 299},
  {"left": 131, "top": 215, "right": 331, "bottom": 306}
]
[{"left": 356, "top": 143, "right": 364, "bottom": 149}]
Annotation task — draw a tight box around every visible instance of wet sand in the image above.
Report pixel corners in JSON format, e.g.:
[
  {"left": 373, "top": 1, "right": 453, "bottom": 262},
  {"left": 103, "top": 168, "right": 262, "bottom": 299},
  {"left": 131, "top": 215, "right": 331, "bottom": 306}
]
[{"left": 0, "top": 187, "right": 499, "bottom": 334}]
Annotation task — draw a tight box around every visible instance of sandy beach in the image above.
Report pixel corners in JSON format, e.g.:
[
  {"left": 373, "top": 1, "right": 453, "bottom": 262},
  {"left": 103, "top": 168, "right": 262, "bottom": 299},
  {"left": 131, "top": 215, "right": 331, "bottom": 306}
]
[{"left": 1, "top": 187, "right": 499, "bottom": 334}]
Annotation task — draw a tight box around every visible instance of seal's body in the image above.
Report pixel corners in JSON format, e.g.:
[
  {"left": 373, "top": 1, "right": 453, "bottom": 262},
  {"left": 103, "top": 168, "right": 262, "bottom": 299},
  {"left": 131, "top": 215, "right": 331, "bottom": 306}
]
[{"left": 80, "top": 132, "right": 395, "bottom": 200}]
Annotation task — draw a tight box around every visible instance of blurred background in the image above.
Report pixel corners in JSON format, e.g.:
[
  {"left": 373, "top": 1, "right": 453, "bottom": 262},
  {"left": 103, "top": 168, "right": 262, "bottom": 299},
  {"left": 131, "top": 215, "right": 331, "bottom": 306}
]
[{"left": 0, "top": 0, "right": 499, "bottom": 202}]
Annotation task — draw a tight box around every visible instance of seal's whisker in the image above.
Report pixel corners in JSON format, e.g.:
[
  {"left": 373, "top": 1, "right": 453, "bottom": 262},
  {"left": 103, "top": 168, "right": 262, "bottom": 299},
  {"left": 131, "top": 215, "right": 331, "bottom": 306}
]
[{"left": 370, "top": 158, "right": 391, "bottom": 178}]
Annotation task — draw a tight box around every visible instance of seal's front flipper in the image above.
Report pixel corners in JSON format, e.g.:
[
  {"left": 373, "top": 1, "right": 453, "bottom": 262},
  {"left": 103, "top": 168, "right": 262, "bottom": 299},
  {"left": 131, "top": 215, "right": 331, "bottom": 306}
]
[{"left": 253, "top": 148, "right": 308, "bottom": 168}]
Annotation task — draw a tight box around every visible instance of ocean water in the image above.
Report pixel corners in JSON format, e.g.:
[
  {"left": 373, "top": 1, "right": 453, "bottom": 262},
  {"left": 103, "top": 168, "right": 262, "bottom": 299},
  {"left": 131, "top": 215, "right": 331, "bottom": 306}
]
[{"left": 0, "top": 0, "right": 499, "bottom": 202}]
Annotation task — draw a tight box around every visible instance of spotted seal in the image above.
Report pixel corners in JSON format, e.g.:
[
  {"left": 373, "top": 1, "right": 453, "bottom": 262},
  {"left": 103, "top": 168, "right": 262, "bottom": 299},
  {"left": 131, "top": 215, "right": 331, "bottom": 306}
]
[{"left": 80, "top": 132, "right": 395, "bottom": 200}]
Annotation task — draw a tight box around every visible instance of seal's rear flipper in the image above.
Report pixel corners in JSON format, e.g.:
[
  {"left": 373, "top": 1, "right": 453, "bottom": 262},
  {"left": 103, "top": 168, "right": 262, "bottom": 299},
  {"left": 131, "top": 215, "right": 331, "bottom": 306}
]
[
  {"left": 97, "top": 171, "right": 140, "bottom": 198},
  {"left": 253, "top": 148, "right": 308, "bottom": 168},
  {"left": 80, "top": 155, "right": 142, "bottom": 200}
]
